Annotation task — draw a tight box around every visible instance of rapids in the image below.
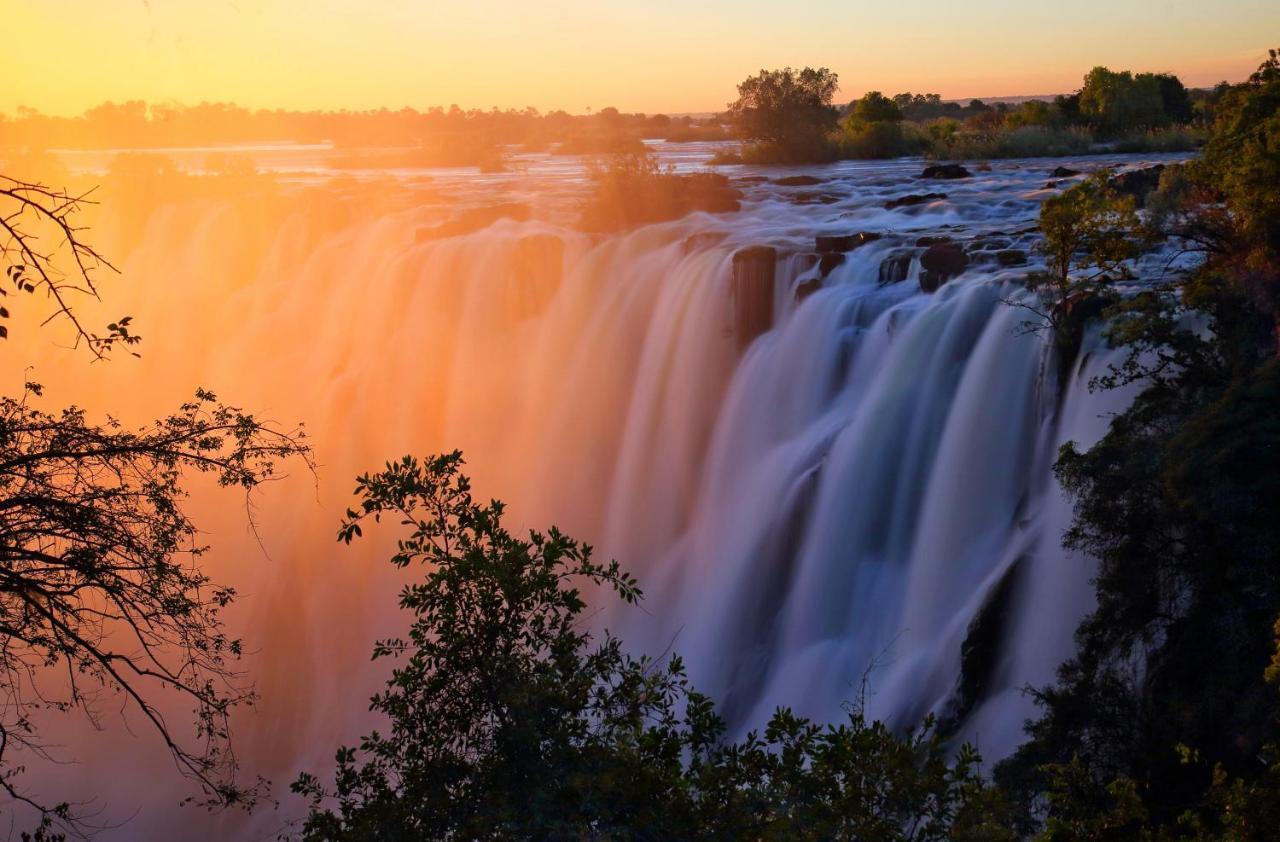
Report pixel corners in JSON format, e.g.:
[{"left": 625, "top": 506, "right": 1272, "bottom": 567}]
[{"left": 10, "top": 144, "right": 1184, "bottom": 837}]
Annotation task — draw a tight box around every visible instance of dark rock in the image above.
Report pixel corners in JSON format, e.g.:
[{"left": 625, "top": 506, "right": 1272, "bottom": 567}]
[
  {"left": 773, "top": 175, "right": 825, "bottom": 186},
  {"left": 915, "top": 234, "right": 954, "bottom": 247},
  {"left": 1050, "top": 166, "right": 1081, "bottom": 178},
  {"left": 731, "top": 246, "right": 777, "bottom": 348},
  {"left": 995, "top": 249, "right": 1027, "bottom": 267},
  {"left": 885, "top": 192, "right": 948, "bottom": 210},
  {"left": 1045, "top": 180, "right": 1060, "bottom": 189},
  {"left": 818, "top": 252, "right": 846, "bottom": 277},
  {"left": 878, "top": 251, "right": 914, "bottom": 284},
  {"left": 795, "top": 277, "right": 822, "bottom": 302},
  {"left": 920, "top": 163, "right": 972, "bottom": 180},
  {"left": 939, "top": 558, "right": 1025, "bottom": 734},
  {"left": 919, "top": 243, "right": 968, "bottom": 286},
  {"left": 815, "top": 232, "right": 881, "bottom": 253},
  {"left": 919, "top": 270, "right": 946, "bottom": 293},
  {"left": 735, "top": 176, "right": 770, "bottom": 184},
  {"left": 1053, "top": 292, "right": 1118, "bottom": 387},
  {"left": 1108, "top": 164, "right": 1165, "bottom": 207},
  {"left": 967, "top": 237, "right": 1012, "bottom": 252}
]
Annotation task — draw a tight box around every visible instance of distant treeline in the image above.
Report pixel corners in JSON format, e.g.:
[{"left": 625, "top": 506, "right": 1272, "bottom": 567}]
[
  {"left": 0, "top": 102, "right": 728, "bottom": 165},
  {"left": 719, "top": 66, "right": 1233, "bottom": 164},
  {"left": 0, "top": 65, "right": 1235, "bottom": 169}
]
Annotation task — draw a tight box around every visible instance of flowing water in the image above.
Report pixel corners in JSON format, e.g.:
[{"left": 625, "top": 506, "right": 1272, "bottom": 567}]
[{"left": 9, "top": 144, "right": 1186, "bottom": 837}]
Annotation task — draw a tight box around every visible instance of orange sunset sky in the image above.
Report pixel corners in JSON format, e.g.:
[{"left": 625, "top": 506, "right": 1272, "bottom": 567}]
[{"left": 2, "top": 0, "right": 1276, "bottom": 115}]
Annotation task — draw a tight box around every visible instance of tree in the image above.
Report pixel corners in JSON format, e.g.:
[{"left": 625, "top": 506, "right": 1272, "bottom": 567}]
[
  {"left": 1078, "top": 67, "right": 1170, "bottom": 136},
  {"left": 1, "top": 175, "right": 138, "bottom": 357},
  {"left": 726, "top": 67, "right": 840, "bottom": 163},
  {"left": 0, "top": 177, "right": 312, "bottom": 835},
  {"left": 0, "top": 384, "right": 312, "bottom": 831},
  {"left": 1011, "top": 171, "right": 1141, "bottom": 367},
  {"left": 578, "top": 149, "right": 741, "bottom": 231},
  {"left": 847, "top": 90, "right": 903, "bottom": 124},
  {"left": 998, "top": 49, "right": 1280, "bottom": 835},
  {"left": 294, "top": 452, "right": 1014, "bottom": 840}
]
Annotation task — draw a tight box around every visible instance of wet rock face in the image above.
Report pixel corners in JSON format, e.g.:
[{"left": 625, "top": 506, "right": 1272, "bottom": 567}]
[
  {"left": 884, "top": 192, "right": 947, "bottom": 210},
  {"left": 1109, "top": 164, "right": 1166, "bottom": 207},
  {"left": 818, "top": 253, "right": 846, "bottom": 277},
  {"left": 794, "top": 277, "right": 822, "bottom": 302},
  {"left": 920, "top": 163, "right": 972, "bottom": 180},
  {"left": 878, "top": 251, "right": 913, "bottom": 284},
  {"left": 815, "top": 232, "right": 881, "bottom": 253},
  {"left": 919, "top": 242, "right": 968, "bottom": 292},
  {"left": 995, "top": 249, "right": 1028, "bottom": 267},
  {"left": 938, "top": 558, "right": 1025, "bottom": 734},
  {"left": 731, "top": 246, "right": 777, "bottom": 348}
]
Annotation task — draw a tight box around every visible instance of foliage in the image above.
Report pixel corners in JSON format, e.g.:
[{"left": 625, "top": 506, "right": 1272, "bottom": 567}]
[
  {"left": 0, "top": 175, "right": 137, "bottom": 357},
  {"left": 1079, "top": 68, "right": 1181, "bottom": 137},
  {"left": 294, "top": 453, "right": 1013, "bottom": 840},
  {"left": 846, "top": 91, "right": 903, "bottom": 124},
  {"left": 1007, "top": 172, "right": 1140, "bottom": 362},
  {"left": 998, "top": 48, "right": 1280, "bottom": 836},
  {"left": 726, "top": 67, "right": 840, "bottom": 163},
  {"left": 0, "top": 383, "right": 311, "bottom": 830},
  {"left": 578, "top": 149, "right": 740, "bottom": 231}
]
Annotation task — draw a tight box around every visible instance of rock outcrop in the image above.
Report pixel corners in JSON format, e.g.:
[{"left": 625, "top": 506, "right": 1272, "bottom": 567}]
[
  {"left": 919, "top": 242, "right": 968, "bottom": 292},
  {"left": 815, "top": 232, "right": 881, "bottom": 253},
  {"left": 731, "top": 246, "right": 777, "bottom": 348},
  {"left": 885, "top": 192, "right": 947, "bottom": 210},
  {"left": 920, "top": 164, "right": 972, "bottom": 180}
]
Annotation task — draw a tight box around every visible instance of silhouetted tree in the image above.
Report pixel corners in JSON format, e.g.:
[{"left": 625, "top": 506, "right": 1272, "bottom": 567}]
[
  {"left": 1, "top": 176, "right": 137, "bottom": 357},
  {"left": 726, "top": 67, "right": 840, "bottom": 163},
  {"left": 0, "top": 176, "right": 312, "bottom": 836},
  {"left": 293, "top": 453, "right": 1014, "bottom": 840}
]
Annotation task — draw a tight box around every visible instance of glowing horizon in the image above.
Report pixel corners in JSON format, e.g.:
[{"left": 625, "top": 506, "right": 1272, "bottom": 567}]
[{"left": 3, "top": 0, "right": 1275, "bottom": 118}]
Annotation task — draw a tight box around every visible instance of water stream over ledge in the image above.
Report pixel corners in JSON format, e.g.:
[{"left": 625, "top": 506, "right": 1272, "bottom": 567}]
[{"left": 15, "top": 147, "right": 1184, "bottom": 837}]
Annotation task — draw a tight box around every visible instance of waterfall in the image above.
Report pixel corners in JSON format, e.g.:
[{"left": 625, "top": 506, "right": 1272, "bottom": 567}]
[{"left": 9, "top": 151, "right": 1174, "bottom": 836}]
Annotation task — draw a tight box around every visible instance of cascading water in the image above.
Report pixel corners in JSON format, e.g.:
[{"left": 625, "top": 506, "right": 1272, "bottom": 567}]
[{"left": 11, "top": 145, "right": 1179, "bottom": 837}]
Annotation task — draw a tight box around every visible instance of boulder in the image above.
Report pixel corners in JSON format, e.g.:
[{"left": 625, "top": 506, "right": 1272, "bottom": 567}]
[
  {"left": 920, "top": 243, "right": 968, "bottom": 282},
  {"left": 815, "top": 231, "right": 881, "bottom": 253},
  {"left": 915, "top": 234, "right": 954, "bottom": 247},
  {"left": 731, "top": 246, "right": 777, "bottom": 348},
  {"left": 995, "top": 249, "right": 1028, "bottom": 267},
  {"left": 885, "top": 192, "right": 948, "bottom": 210},
  {"left": 1050, "top": 166, "right": 1081, "bottom": 178},
  {"left": 920, "top": 163, "right": 972, "bottom": 180}
]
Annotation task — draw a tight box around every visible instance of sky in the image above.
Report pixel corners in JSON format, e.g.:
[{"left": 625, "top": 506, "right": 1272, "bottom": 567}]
[{"left": 2, "top": 0, "right": 1276, "bottom": 116}]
